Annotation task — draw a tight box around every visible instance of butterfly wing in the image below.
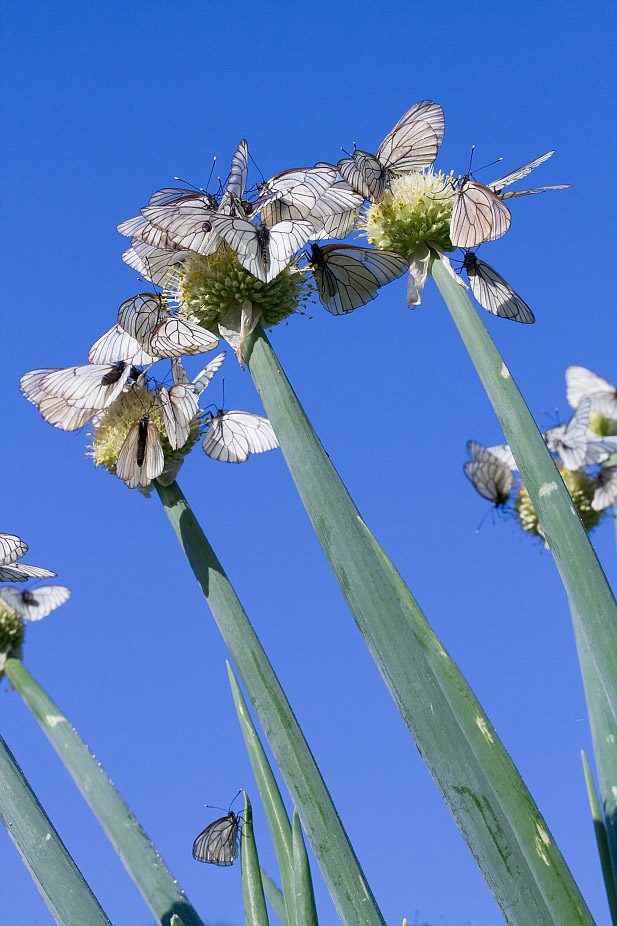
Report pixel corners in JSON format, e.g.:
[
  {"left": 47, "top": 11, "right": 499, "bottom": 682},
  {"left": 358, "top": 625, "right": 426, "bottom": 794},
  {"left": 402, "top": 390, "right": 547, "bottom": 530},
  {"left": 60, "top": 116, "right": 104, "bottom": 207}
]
[
  {"left": 593, "top": 467, "right": 617, "bottom": 511},
  {"left": 203, "top": 411, "right": 278, "bottom": 463},
  {"left": 149, "top": 317, "right": 219, "bottom": 357},
  {"left": 549, "top": 398, "right": 591, "bottom": 470},
  {"left": 310, "top": 244, "right": 407, "bottom": 315},
  {"left": 307, "top": 181, "right": 364, "bottom": 240},
  {"left": 337, "top": 151, "right": 387, "bottom": 203},
  {"left": 451, "top": 180, "right": 512, "bottom": 248},
  {"left": 0, "top": 534, "right": 28, "bottom": 566},
  {"left": 259, "top": 166, "right": 337, "bottom": 226},
  {"left": 565, "top": 366, "right": 617, "bottom": 418},
  {"left": 487, "top": 151, "right": 555, "bottom": 193},
  {"left": 584, "top": 436, "right": 617, "bottom": 465},
  {"left": 463, "top": 253, "right": 534, "bottom": 323},
  {"left": 192, "top": 352, "right": 226, "bottom": 395},
  {"left": 385, "top": 100, "right": 445, "bottom": 149},
  {"left": 38, "top": 396, "right": 95, "bottom": 431},
  {"left": 464, "top": 460, "right": 513, "bottom": 506},
  {"left": 0, "top": 586, "right": 71, "bottom": 621},
  {"left": 117, "top": 419, "right": 165, "bottom": 488},
  {"left": 39, "top": 364, "right": 130, "bottom": 410},
  {"left": 0, "top": 562, "right": 56, "bottom": 582},
  {"left": 141, "top": 198, "right": 220, "bottom": 256},
  {"left": 266, "top": 221, "right": 315, "bottom": 282},
  {"left": 192, "top": 812, "right": 239, "bottom": 865},
  {"left": 376, "top": 118, "right": 439, "bottom": 175},
  {"left": 122, "top": 240, "right": 190, "bottom": 288},
  {"left": 21, "top": 369, "right": 58, "bottom": 406},
  {"left": 157, "top": 384, "right": 198, "bottom": 450},
  {"left": 88, "top": 324, "right": 156, "bottom": 365}
]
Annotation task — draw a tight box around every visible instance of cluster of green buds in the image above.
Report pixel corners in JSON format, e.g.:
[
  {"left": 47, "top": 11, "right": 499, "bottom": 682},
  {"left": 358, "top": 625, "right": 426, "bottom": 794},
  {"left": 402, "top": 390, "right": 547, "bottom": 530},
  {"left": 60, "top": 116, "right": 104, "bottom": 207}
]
[{"left": 464, "top": 365, "right": 617, "bottom": 539}]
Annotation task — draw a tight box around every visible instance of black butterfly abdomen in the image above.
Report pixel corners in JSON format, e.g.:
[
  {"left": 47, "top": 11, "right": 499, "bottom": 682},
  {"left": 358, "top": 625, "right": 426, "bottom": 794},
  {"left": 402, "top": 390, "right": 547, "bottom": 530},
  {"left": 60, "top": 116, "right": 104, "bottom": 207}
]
[
  {"left": 136, "top": 416, "right": 149, "bottom": 466},
  {"left": 101, "top": 361, "right": 126, "bottom": 386},
  {"left": 257, "top": 224, "right": 271, "bottom": 269}
]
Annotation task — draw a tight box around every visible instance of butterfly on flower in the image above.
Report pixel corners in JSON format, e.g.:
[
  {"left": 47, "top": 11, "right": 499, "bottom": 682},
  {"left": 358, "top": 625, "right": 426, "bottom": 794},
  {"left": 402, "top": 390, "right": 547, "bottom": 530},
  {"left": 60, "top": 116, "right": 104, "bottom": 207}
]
[{"left": 308, "top": 243, "right": 408, "bottom": 315}]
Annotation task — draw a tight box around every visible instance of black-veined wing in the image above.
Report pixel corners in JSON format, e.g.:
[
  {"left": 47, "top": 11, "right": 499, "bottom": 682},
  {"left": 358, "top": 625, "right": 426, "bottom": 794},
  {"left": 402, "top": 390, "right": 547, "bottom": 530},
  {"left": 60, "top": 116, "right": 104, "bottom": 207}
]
[
  {"left": 450, "top": 179, "right": 511, "bottom": 248},
  {"left": 566, "top": 366, "right": 617, "bottom": 419},
  {"left": 141, "top": 197, "right": 220, "bottom": 256},
  {"left": 148, "top": 187, "right": 205, "bottom": 207},
  {"left": 88, "top": 324, "right": 157, "bottom": 365},
  {"left": 192, "top": 351, "right": 226, "bottom": 395},
  {"left": 202, "top": 410, "right": 279, "bottom": 463},
  {"left": 118, "top": 293, "right": 168, "bottom": 348},
  {"left": 156, "top": 383, "right": 199, "bottom": 450},
  {"left": 338, "top": 100, "right": 444, "bottom": 203},
  {"left": 122, "top": 240, "right": 190, "bottom": 288},
  {"left": 117, "top": 214, "right": 184, "bottom": 251},
  {"left": 499, "top": 184, "right": 571, "bottom": 200},
  {"left": 209, "top": 216, "right": 314, "bottom": 283},
  {"left": 259, "top": 166, "right": 337, "bottom": 226},
  {"left": 193, "top": 811, "right": 240, "bottom": 866},
  {"left": 462, "top": 252, "right": 534, "bottom": 324},
  {"left": 584, "top": 436, "right": 617, "bottom": 465},
  {"left": 544, "top": 398, "right": 591, "bottom": 470},
  {"left": 0, "top": 562, "right": 56, "bottom": 582},
  {"left": 225, "top": 139, "right": 249, "bottom": 202},
  {"left": 149, "top": 317, "right": 219, "bottom": 357},
  {"left": 38, "top": 396, "right": 95, "bottom": 431},
  {"left": 485, "top": 443, "right": 517, "bottom": 470},
  {"left": 20, "top": 369, "right": 58, "bottom": 406},
  {"left": 116, "top": 415, "right": 165, "bottom": 488},
  {"left": 38, "top": 362, "right": 132, "bottom": 410},
  {"left": 0, "top": 534, "right": 28, "bottom": 566},
  {"left": 0, "top": 585, "right": 70, "bottom": 621},
  {"left": 464, "top": 460, "right": 513, "bottom": 507},
  {"left": 309, "top": 243, "right": 408, "bottom": 315},
  {"left": 592, "top": 467, "right": 617, "bottom": 511},
  {"left": 306, "top": 181, "right": 364, "bottom": 240}
]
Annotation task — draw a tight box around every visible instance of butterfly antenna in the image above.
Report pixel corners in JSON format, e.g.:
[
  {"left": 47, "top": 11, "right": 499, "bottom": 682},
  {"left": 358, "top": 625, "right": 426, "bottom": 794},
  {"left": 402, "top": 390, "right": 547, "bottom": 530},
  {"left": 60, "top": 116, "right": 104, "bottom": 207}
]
[
  {"left": 247, "top": 148, "right": 265, "bottom": 184},
  {"left": 173, "top": 176, "right": 204, "bottom": 194},
  {"left": 229, "top": 788, "right": 243, "bottom": 810},
  {"left": 340, "top": 146, "right": 353, "bottom": 157},
  {"left": 221, "top": 376, "right": 225, "bottom": 410},
  {"left": 467, "top": 144, "right": 475, "bottom": 175},
  {"left": 474, "top": 508, "right": 492, "bottom": 533},
  {"left": 205, "top": 155, "right": 217, "bottom": 193},
  {"left": 474, "top": 156, "right": 504, "bottom": 176}
]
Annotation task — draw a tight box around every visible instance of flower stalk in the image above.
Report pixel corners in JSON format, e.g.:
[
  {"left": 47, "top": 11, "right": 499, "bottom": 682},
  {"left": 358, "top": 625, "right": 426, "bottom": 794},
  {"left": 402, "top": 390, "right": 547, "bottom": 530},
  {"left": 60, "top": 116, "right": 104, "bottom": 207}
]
[{"left": 242, "top": 323, "right": 595, "bottom": 926}]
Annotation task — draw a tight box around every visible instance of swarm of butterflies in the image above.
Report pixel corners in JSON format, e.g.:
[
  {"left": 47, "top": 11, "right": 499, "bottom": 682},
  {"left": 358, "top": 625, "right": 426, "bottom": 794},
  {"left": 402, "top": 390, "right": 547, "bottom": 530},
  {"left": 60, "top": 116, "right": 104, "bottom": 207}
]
[
  {"left": 21, "top": 100, "right": 569, "bottom": 491},
  {"left": 464, "top": 366, "right": 617, "bottom": 527}
]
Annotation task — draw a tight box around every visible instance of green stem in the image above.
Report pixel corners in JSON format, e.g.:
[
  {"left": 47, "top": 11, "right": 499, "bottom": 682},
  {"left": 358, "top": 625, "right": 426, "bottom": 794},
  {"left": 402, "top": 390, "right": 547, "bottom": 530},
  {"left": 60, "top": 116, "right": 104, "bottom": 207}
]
[
  {"left": 582, "top": 751, "right": 617, "bottom": 924},
  {"left": 4, "top": 658, "right": 203, "bottom": 926},
  {"left": 155, "top": 480, "right": 385, "bottom": 926},
  {"left": 0, "top": 731, "right": 112, "bottom": 926},
  {"left": 242, "top": 794, "right": 270, "bottom": 926},
  {"left": 242, "top": 324, "right": 595, "bottom": 925},
  {"left": 431, "top": 255, "right": 617, "bottom": 725}
]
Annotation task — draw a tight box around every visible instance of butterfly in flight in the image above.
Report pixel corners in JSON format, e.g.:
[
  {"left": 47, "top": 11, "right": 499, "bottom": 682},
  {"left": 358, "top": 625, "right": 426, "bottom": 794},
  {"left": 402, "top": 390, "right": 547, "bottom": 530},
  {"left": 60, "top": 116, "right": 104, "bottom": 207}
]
[
  {"left": 0, "top": 585, "right": 70, "bottom": 621},
  {"left": 193, "top": 810, "right": 241, "bottom": 866},
  {"left": 461, "top": 251, "right": 534, "bottom": 324},
  {"left": 337, "top": 100, "right": 445, "bottom": 203}
]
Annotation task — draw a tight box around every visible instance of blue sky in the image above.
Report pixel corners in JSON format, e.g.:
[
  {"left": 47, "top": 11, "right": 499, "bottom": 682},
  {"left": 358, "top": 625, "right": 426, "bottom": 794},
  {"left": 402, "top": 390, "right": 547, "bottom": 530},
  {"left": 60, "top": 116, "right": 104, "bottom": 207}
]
[{"left": 1, "top": 1, "right": 616, "bottom": 923}]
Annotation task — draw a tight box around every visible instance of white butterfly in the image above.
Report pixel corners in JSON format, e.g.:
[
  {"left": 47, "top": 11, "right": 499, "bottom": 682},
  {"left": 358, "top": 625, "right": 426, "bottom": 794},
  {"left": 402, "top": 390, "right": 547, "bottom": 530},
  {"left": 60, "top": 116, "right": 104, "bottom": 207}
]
[
  {"left": 88, "top": 324, "right": 157, "bottom": 365},
  {"left": 193, "top": 811, "right": 241, "bottom": 866},
  {"left": 0, "top": 585, "right": 70, "bottom": 621},
  {"left": 117, "top": 293, "right": 218, "bottom": 358},
  {"left": 0, "top": 534, "right": 28, "bottom": 566},
  {"left": 486, "top": 151, "right": 570, "bottom": 199},
  {"left": 208, "top": 216, "right": 314, "bottom": 283},
  {"left": 592, "top": 467, "right": 617, "bottom": 511},
  {"left": 462, "top": 252, "right": 534, "bottom": 324},
  {"left": 337, "top": 100, "right": 445, "bottom": 203},
  {"left": 258, "top": 165, "right": 337, "bottom": 226},
  {"left": 35, "top": 362, "right": 135, "bottom": 411},
  {"left": 117, "top": 212, "right": 189, "bottom": 252},
  {"left": 21, "top": 370, "right": 98, "bottom": 430},
  {"left": 565, "top": 367, "right": 617, "bottom": 420},
  {"left": 309, "top": 243, "right": 408, "bottom": 315},
  {"left": 544, "top": 398, "right": 591, "bottom": 470},
  {"left": 202, "top": 410, "right": 279, "bottom": 463},
  {"left": 156, "top": 383, "right": 199, "bottom": 450},
  {"left": 191, "top": 352, "right": 227, "bottom": 395},
  {"left": 116, "top": 415, "right": 165, "bottom": 488},
  {"left": 306, "top": 178, "right": 364, "bottom": 241},
  {"left": 122, "top": 239, "right": 190, "bottom": 288},
  {"left": 451, "top": 151, "right": 567, "bottom": 248},
  {"left": 464, "top": 441, "right": 515, "bottom": 507}
]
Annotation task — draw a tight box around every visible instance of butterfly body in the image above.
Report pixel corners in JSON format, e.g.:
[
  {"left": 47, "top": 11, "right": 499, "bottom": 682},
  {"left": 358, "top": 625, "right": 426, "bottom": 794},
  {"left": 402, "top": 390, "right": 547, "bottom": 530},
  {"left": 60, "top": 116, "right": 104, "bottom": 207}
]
[
  {"left": 193, "top": 810, "right": 241, "bottom": 866},
  {"left": 462, "top": 251, "right": 534, "bottom": 323}
]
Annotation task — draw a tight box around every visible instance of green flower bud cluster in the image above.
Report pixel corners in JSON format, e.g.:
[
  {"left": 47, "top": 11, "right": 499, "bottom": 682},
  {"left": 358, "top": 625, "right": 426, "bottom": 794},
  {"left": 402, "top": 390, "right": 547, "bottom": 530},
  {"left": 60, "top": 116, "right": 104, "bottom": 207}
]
[
  {"left": 175, "top": 247, "right": 312, "bottom": 334},
  {"left": 0, "top": 603, "right": 25, "bottom": 652},
  {"left": 515, "top": 467, "right": 605, "bottom": 539},
  {"left": 363, "top": 170, "right": 455, "bottom": 259}
]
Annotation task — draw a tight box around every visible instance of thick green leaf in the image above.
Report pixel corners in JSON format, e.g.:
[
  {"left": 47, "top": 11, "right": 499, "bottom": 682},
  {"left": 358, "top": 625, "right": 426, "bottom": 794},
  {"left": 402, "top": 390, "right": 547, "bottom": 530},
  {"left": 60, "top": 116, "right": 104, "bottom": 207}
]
[
  {"left": 242, "top": 793, "right": 270, "bottom": 926},
  {"left": 156, "top": 481, "right": 385, "bottom": 926},
  {"left": 431, "top": 254, "right": 617, "bottom": 726},
  {"left": 261, "top": 870, "right": 289, "bottom": 926},
  {"left": 243, "top": 325, "right": 595, "bottom": 926},
  {"left": 291, "top": 810, "right": 319, "bottom": 926},
  {"left": 227, "top": 663, "right": 295, "bottom": 926},
  {"left": 582, "top": 751, "right": 617, "bottom": 923},
  {"left": 0, "top": 731, "right": 111, "bottom": 926},
  {"left": 5, "top": 657, "right": 204, "bottom": 926}
]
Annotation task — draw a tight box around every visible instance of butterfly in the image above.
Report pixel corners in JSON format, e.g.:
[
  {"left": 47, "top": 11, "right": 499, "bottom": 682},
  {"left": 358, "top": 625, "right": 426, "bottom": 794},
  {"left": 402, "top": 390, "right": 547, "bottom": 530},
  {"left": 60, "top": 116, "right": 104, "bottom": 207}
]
[
  {"left": 0, "top": 585, "right": 70, "bottom": 621},
  {"left": 464, "top": 441, "right": 514, "bottom": 507},
  {"left": 462, "top": 252, "right": 534, "bottom": 324},
  {"left": 116, "top": 414, "right": 165, "bottom": 488},
  {"left": 88, "top": 324, "right": 157, "bottom": 365},
  {"left": 450, "top": 150, "right": 567, "bottom": 248},
  {"left": 29, "top": 362, "right": 135, "bottom": 411},
  {"left": 0, "top": 534, "right": 29, "bottom": 566},
  {"left": 592, "top": 467, "right": 617, "bottom": 512},
  {"left": 337, "top": 100, "right": 445, "bottom": 203},
  {"left": 308, "top": 243, "right": 408, "bottom": 315},
  {"left": 544, "top": 398, "right": 591, "bottom": 470},
  {"left": 192, "top": 810, "right": 241, "bottom": 866},
  {"left": 156, "top": 383, "right": 199, "bottom": 450},
  {"left": 0, "top": 538, "right": 56, "bottom": 582},
  {"left": 208, "top": 216, "right": 314, "bottom": 283},
  {"left": 117, "top": 293, "right": 219, "bottom": 358},
  {"left": 258, "top": 165, "right": 337, "bottom": 226},
  {"left": 171, "top": 352, "right": 226, "bottom": 394},
  {"left": 122, "top": 239, "right": 191, "bottom": 288},
  {"left": 566, "top": 367, "right": 617, "bottom": 420},
  {"left": 202, "top": 410, "right": 279, "bottom": 463}
]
